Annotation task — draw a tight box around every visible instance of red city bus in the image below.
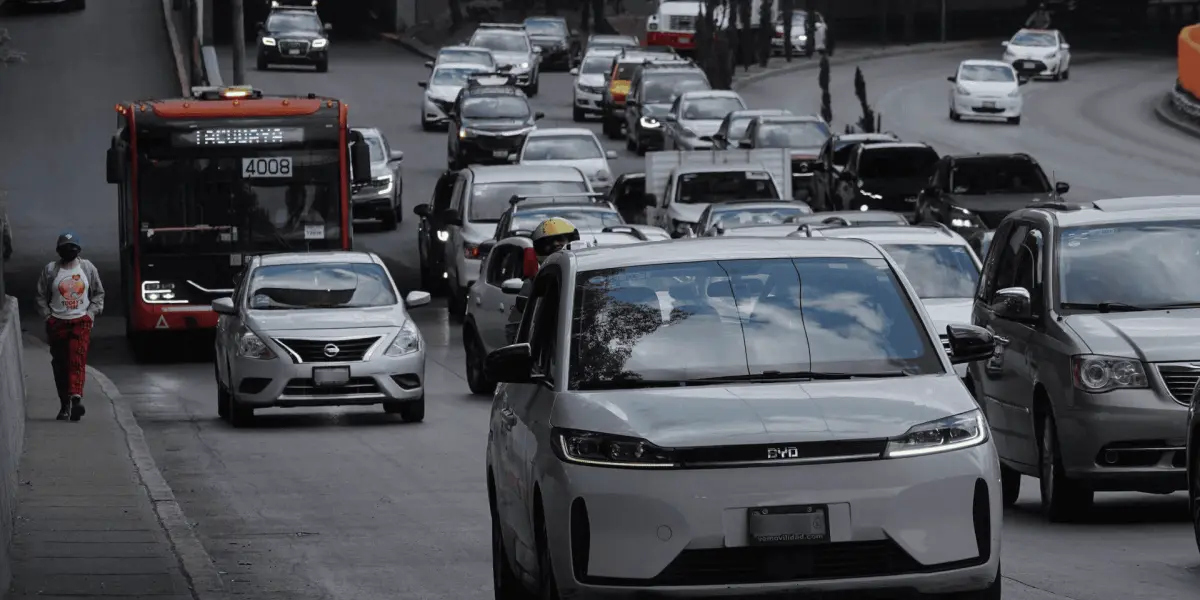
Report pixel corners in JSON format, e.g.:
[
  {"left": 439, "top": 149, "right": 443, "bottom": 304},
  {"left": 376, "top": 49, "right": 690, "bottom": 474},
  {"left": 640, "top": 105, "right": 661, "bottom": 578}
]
[{"left": 106, "top": 86, "right": 373, "bottom": 343}]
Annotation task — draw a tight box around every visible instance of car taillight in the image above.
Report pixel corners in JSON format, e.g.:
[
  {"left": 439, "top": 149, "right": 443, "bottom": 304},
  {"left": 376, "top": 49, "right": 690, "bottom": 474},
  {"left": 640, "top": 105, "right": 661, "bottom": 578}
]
[
  {"left": 523, "top": 247, "right": 539, "bottom": 278},
  {"left": 464, "top": 243, "right": 480, "bottom": 259}
]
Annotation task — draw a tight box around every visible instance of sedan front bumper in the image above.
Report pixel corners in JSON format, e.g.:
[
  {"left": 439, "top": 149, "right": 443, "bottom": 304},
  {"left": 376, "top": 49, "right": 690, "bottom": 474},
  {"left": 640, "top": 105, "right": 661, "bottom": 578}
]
[
  {"left": 230, "top": 346, "right": 424, "bottom": 408},
  {"left": 952, "top": 94, "right": 1022, "bottom": 120}
]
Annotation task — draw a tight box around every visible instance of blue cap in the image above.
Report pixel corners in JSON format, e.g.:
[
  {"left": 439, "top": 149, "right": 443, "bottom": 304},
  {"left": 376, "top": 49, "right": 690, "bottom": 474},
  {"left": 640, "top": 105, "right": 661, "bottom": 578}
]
[{"left": 56, "top": 232, "right": 81, "bottom": 249}]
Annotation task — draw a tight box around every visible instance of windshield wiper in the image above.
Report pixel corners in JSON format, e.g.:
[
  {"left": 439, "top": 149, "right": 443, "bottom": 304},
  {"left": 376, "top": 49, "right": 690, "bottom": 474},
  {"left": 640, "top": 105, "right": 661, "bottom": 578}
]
[
  {"left": 694, "top": 370, "right": 912, "bottom": 383},
  {"left": 1139, "top": 302, "right": 1200, "bottom": 310},
  {"left": 576, "top": 378, "right": 698, "bottom": 390},
  {"left": 1060, "top": 302, "right": 1151, "bottom": 313}
]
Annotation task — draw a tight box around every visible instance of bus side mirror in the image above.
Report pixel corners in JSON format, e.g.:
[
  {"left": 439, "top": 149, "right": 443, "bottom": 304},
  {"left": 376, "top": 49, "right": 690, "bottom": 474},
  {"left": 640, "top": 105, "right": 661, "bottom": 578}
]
[
  {"left": 349, "top": 130, "right": 372, "bottom": 185},
  {"left": 106, "top": 147, "right": 121, "bottom": 184}
]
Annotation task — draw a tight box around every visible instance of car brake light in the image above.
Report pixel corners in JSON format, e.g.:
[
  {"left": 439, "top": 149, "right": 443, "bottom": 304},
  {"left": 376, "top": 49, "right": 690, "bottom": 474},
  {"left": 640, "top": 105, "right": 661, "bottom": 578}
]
[{"left": 523, "top": 247, "right": 539, "bottom": 278}]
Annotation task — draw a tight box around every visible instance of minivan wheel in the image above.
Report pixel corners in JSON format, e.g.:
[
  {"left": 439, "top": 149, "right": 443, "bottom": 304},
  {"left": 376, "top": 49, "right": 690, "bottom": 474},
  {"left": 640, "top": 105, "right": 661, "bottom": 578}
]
[{"left": 1039, "top": 413, "right": 1093, "bottom": 521}]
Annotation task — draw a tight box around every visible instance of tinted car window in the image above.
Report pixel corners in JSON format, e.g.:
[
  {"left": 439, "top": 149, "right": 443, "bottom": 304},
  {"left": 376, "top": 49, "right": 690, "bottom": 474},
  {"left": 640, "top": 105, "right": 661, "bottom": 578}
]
[
  {"left": 711, "top": 205, "right": 813, "bottom": 228},
  {"left": 511, "top": 208, "right": 623, "bottom": 231},
  {"left": 756, "top": 121, "right": 831, "bottom": 148},
  {"left": 681, "top": 97, "right": 744, "bottom": 119},
  {"left": 678, "top": 171, "right": 779, "bottom": 204},
  {"left": 249, "top": 263, "right": 396, "bottom": 309},
  {"left": 266, "top": 12, "right": 321, "bottom": 31},
  {"left": 643, "top": 73, "right": 710, "bottom": 103},
  {"left": 949, "top": 160, "right": 1050, "bottom": 194},
  {"left": 472, "top": 32, "right": 529, "bottom": 52},
  {"left": 1059, "top": 221, "right": 1200, "bottom": 307},
  {"left": 859, "top": 148, "right": 939, "bottom": 178},
  {"left": 522, "top": 135, "right": 603, "bottom": 160},
  {"left": 470, "top": 181, "right": 589, "bottom": 221},
  {"left": 462, "top": 96, "right": 530, "bottom": 119},
  {"left": 882, "top": 244, "right": 979, "bottom": 299},
  {"left": 569, "top": 257, "right": 941, "bottom": 389}
]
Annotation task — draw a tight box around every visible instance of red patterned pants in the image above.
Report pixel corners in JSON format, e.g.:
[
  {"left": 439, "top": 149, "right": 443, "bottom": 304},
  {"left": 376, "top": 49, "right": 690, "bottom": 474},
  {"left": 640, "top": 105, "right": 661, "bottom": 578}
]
[{"left": 46, "top": 315, "right": 93, "bottom": 402}]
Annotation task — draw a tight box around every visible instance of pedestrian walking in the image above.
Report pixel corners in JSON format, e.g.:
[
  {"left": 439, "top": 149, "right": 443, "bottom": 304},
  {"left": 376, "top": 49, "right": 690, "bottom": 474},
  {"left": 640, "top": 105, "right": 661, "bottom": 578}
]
[{"left": 34, "top": 232, "right": 105, "bottom": 421}]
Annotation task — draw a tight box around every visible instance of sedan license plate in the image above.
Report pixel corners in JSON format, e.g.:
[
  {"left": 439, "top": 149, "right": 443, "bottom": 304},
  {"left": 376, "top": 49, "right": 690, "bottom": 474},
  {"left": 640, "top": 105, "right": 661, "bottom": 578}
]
[
  {"left": 748, "top": 505, "right": 829, "bottom": 545},
  {"left": 312, "top": 366, "right": 350, "bottom": 387},
  {"left": 492, "top": 150, "right": 510, "bottom": 159},
  {"left": 983, "top": 101, "right": 997, "bottom": 108},
  {"left": 1018, "top": 60, "right": 1036, "bottom": 69}
]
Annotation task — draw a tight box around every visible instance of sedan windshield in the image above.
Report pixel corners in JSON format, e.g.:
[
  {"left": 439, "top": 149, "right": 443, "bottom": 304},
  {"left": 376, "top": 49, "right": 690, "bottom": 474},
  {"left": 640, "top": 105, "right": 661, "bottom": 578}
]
[
  {"left": 756, "top": 121, "right": 831, "bottom": 148},
  {"left": 949, "top": 160, "right": 1050, "bottom": 194},
  {"left": 882, "top": 244, "right": 979, "bottom": 299},
  {"left": 432, "top": 66, "right": 489, "bottom": 85},
  {"left": 522, "top": 136, "right": 602, "bottom": 160},
  {"left": 470, "top": 181, "right": 589, "bottom": 221},
  {"left": 438, "top": 49, "right": 494, "bottom": 67},
  {"left": 712, "top": 205, "right": 812, "bottom": 228},
  {"left": 524, "top": 19, "right": 567, "bottom": 35},
  {"left": 859, "top": 148, "right": 939, "bottom": 179},
  {"left": 570, "top": 257, "right": 941, "bottom": 389},
  {"left": 959, "top": 64, "right": 1016, "bottom": 82},
  {"left": 1012, "top": 32, "right": 1056, "bottom": 47},
  {"left": 580, "top": 54, "right": 613, "bottom": 73},
  {"left": 681, "top": 97, "right": 745, "bottom": 120},
  {"left": 677, "top": 171, "right": 779, "bottom": 204},
  {"left": 1059, "top": 221, "right": 1200, "bottom": 307},
  {"left": 462, "top": 96, "right": 530, "bottom": 119},
  {"left": 472, "top": 32, "right": 529, "bottom": 53},
  {"left": 511, "top": 208, "right": 623, "bottom": 232},
  {"left": 248, "top": 263, "right": 396, "bottom": 310}
]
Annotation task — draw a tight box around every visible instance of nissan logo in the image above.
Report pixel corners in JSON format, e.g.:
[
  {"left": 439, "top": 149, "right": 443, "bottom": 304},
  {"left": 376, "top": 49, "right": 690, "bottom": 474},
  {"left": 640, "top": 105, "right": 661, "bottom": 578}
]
[{"left": 323, "top": 343, "right": 340, "bottom": 358}]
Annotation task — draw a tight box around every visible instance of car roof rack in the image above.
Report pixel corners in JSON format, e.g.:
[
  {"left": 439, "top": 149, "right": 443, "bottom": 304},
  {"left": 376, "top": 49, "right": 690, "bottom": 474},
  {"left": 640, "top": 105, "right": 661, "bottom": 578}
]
[
  {"left": 600, "top": 225, "right": 649, "bottom": 241},
  {"left": 478, "top": 23, "right": 526, "bottom": 29},
  {"left": 508, "top": 192, "right": 605, "bottom": 206}
]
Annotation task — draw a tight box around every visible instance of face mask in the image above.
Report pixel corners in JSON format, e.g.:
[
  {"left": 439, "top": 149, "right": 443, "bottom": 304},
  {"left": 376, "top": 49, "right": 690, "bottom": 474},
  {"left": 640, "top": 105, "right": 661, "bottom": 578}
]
[{"left": 58, "top": 247, "right": 79, "bottom": 262}]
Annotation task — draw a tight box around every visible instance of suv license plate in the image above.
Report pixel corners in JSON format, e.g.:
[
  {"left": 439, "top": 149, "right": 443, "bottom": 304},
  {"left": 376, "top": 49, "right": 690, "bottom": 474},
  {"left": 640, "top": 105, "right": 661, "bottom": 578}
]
[
  {"left": 313, "top": 366, "right": 350, "bottom": 387},
  {"left": 493, "top": 150, "right": 509, "bottom": 159}
]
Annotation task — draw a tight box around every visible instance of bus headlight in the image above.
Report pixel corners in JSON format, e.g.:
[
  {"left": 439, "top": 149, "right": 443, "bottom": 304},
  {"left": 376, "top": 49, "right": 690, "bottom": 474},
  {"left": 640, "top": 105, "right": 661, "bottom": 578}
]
[{"left": 141, "top": 280, "right": 185, "bottom": 304}]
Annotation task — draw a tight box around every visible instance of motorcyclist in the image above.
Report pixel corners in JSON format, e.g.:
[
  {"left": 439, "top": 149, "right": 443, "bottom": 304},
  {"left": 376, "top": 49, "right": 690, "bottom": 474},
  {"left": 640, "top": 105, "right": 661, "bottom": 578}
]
[
  {"left": 504, "top": 217, "right": 581, "bottom": 344},
  {"left": 1025, "top": 3, "right": 1051, "bottom": 29}
]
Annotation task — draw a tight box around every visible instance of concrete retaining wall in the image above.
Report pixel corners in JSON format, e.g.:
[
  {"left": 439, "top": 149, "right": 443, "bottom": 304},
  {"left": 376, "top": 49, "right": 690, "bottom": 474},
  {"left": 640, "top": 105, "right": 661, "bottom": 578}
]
[{"left": 0, "top": 296, "right": 28, "bottom": 600}]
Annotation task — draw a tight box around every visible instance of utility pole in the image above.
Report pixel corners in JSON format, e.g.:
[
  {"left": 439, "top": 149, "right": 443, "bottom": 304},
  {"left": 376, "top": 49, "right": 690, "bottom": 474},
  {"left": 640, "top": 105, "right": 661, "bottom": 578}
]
[{"left": 232, "top": 0, "right": 246, "bottom": 84}]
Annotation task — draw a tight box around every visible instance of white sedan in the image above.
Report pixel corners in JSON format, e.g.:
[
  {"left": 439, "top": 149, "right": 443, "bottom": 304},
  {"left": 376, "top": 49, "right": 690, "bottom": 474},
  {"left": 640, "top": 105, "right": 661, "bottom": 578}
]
[
  {"left": 517, "top": 128, "right": 618, "bottom": 193},
  {"left": 1002, "top": 28, "right": 1071, "bottom": 80},
  {"left": 948, "top": 60, "right": 1026, "bottom": 125}
]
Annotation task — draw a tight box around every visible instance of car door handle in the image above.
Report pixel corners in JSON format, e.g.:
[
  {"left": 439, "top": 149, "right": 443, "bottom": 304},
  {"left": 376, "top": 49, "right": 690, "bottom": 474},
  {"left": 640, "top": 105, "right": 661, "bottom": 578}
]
[{"left": 499, "top": 407, "right": 516, "bottom": 427}]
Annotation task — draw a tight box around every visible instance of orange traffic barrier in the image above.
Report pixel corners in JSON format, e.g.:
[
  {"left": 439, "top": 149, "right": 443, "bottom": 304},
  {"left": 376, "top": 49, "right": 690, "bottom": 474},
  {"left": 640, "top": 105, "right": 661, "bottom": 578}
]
[{"left": 1180, "top": 24, "right": 1200, "bottom": 98}]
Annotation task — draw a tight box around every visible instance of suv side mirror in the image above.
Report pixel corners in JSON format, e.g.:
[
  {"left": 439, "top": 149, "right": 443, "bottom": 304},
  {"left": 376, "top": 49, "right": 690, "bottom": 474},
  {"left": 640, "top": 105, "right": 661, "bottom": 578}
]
[
  {"left": 413, "top": 203, "right": 432, "bottom": 218},
  {"left": 991, "top": 287, "right": 1034, "bottom": 322},
  {"left": 535, "top": 111, "right": 545, "bottom": 120},
  {"left": 1055, "top": 181, "right": 1070, "bottom": 194},
  {"left": 255, "top": 21, "right": 264, "bottom": 30},
  {"left": 211, "top": 297, "right": 237, "bottom": 315},
  {"left": 418, "top": 81, "right": 428, "bottom": 88},
  {"left": 424, "top": 61, "right": 434, "bottom": 68},
  {"left": 945, "top": 324, "right": 996, "bottom": 364},
  {"left": 390, "top": 150, "right": 404, "bottom": 162},
  {"left": 569, "top": 67, "right": 579, "bottom": 75},
  {"left": 500, "top": 278, "right": 524, "bottom": 294},
  {"left": 323, "top": 23, "right": 333, "bottom": 33},
  {"left": 485, "top": 343, "right": 536, "bottom": 383},
  {"left": 443, "top": 208, "right": 462, "bottom": 226},
  {"left": 946, "top": 75, "right": 956, "bottom": 82}
]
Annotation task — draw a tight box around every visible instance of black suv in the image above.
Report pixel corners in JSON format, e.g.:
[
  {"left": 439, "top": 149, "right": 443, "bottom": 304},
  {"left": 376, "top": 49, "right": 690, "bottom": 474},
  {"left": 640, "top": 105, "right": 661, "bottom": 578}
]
[
  {"left": 256, "top": 4, "right": 331, "bottom": 71},
  {"left": 522, "top": 16, "right": 579, "bottom": 70},
  {"left": 807, "top": 132, "right": 899, "bottom": 211},
  {"left": 447, "top": 76, "right": 544, "bottom": 170},
  {"left": 914, "top": 153, "right": 1069, "bottom": 235},
  {"left": 623, "top": 60, "right": 710, "bottom": 155},
  {"left": 833, "top": 142, "right": 939, "bottom": 214}
]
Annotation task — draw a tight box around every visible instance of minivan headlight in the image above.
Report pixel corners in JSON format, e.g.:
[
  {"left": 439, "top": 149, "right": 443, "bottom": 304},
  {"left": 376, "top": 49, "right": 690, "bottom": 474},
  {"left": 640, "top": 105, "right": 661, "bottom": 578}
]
[
  {"left": 385, "top": 320, "right": 422, "bottom": 356},
  {"left": 885, "top": 409, "right": 987, "bottom": 458},
  {"left": 1072, "top": 355, "right": 1147, "bottom": 393}
]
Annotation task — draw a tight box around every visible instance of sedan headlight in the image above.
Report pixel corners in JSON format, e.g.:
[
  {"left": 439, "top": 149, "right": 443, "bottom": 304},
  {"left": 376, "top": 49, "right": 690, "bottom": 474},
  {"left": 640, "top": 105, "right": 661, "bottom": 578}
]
[
  {"left": 954, "top": 84, "right": 970, "bottom": 95},
  {"left": 1008, "top": 88, "right": 1021, "bottom": 98},
  {"left": 949, "top": 206, "right": 982, "bottom": 229},
  {"left": 518, "top": 62, "right": 530, "bottom": 70},
  {"left": 885, "top": 409, "right": 987, "bottom": 458},
  {"left": 385, "top": 320, "right": 421, "bottom": 356},
  {"left": 236, "top": 331, "right": 275, "bottom": 360},
  {"left": 311, "top": 38, "right": 328, "bottom": 49},
  {"left": 1072, "top": 355, "right": 1148, "bottom": 393},
  {"left": 261, "top": 37, "right": 277, "bottom": 46},
  {"left": 639, "top": 116, "right": 660, "bottom": 128},
  {"left": 1045, "top": 52, "right": 1058, "bottom": 60},
  {"left": 141, "top": 280, "right": 185, "bottom": 304},
  {"left": 553, "top": 428, "right": 677, "bottom": 468}
]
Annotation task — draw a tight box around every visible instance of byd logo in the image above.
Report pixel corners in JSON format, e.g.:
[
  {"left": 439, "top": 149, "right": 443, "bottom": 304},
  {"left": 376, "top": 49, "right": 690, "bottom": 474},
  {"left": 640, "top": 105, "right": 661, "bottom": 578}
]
[{"left": 767, "top": 447, "right": 800, "bottom": 459}]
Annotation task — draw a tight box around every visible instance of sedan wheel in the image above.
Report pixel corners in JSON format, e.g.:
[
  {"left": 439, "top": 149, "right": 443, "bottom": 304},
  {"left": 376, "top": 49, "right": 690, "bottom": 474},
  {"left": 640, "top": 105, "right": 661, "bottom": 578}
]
[
  {"left": 1190, "top": 445, "right": 1200, "bottom": 553},
  {"left": 466, "top": 333, "right": 496, "bottom": 396}
]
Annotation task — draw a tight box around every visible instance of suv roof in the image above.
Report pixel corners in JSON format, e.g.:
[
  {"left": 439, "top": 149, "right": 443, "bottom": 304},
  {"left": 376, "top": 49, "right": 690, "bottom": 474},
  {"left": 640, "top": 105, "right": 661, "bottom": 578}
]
[
  {"left": 566, "top": 236, "right": 885, "bottom": 272},
  {"left": 860, "top": 142, "right": 934, "bottom": 151},
  {"left": 1009, "top": 195, "right": 1200, "bottom": 228},
  {"left": 946, "top": 152, "right": 1036, "bottom": 163},
  {"left": 808, "top": 223, "right": 971, "bottom": 246}
]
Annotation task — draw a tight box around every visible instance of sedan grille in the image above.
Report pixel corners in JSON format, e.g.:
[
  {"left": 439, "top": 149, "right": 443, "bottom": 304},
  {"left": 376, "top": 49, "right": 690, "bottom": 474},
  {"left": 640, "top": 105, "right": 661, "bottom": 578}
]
[
  {"left": 274, "top": 336, "right": 381, "bottom": 363},
  {"left": 282, "top": 377, "right": 380, "bottom": 397},
  {"left": 1154, "top": 363, "right": 1200, "bottom": 405}
]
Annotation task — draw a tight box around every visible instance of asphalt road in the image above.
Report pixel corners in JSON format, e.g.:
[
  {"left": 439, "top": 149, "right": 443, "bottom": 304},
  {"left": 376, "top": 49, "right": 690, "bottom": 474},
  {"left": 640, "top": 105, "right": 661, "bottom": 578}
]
[{"left": 1, "top": 5, "right": 1199, "bottom": 597}]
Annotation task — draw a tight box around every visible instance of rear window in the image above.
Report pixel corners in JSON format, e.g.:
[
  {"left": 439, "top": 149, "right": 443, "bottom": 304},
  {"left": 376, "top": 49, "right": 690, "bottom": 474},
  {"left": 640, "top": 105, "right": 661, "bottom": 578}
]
[
  {"left": 859, "top": 148, "right": 939, "bottom": 179},
  {"left": 614, "top": 61, "right": 641, "bottom": 79},
  {"left": 470, "top": 181, "right": 590, "bottom": 221}
]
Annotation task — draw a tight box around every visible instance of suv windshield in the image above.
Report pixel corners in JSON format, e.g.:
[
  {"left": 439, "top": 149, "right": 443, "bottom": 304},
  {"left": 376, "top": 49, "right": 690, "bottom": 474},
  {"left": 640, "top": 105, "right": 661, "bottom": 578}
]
[
  {"left": 950, "top": 159, "right": 1050, "bottom": 194},
  {"left": 471, "top": 181, "right": 589, "bottom": 221},
  {"left": 859, "top": 148, "right": 939, "bottom": 179},
  {"left": 569, "top": 257, "right": 941, "bottom": 389},
  {"left": 473, "top": 32, "right": 529, "bottom": 53},
  {"left": 511, "top": 208, "right": 623, "bottom": 231},
  {"left": 522, "top": 135, "right": 602, "bottom": 160},
  {"left": 882, "top": 244, "right": 979, "bottom": 299},
  {"left": 682, "top": 97, "right": 744, "bottom": 120},
  {"left": 643, "top": 72, "right": 710, "bottom": 103},
  {"left": 756, "top": 121, "right": 831, "bottom": 148},
  {"left": 712, "top": 205, "right": 811, "bottom": 228},
  {"left": 524, "top": 19, "right": 566, "bottom": 35},
  {"left": 265, "top": 12, "right": 321, "bottom": 32},
  {"left": 248, "top": 263, "right": 396, "bottom": 310},
  {"left": 463, "top": 96, "right": 530, "bottom": 119},
  {"left": 1059, "top": 221, "right": 1200, "bottom": 307},
  {"left": 678, "top": 171, "right": 779, "bottom": 204}
]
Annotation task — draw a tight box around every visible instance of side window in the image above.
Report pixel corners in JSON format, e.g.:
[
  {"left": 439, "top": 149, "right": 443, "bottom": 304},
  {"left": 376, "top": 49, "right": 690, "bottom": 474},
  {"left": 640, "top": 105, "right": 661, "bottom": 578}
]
[
  {"left": 988, "top": 223, "right": 1029, "bottom": 300},
  {"left": 433, "top": 174, "right": 456, "bottom": 212},
  {"left": 520, "top": 268, "right": 562, "bottom": 380},
  {"left": 484, "top": 246, "right": 512, "bottom": 285},
  {"left": 1013, "top": 228, "right": 1044, "bottom": 311},
  {"left": 450, "top": 176, "right": 467, "bottom": 213}
]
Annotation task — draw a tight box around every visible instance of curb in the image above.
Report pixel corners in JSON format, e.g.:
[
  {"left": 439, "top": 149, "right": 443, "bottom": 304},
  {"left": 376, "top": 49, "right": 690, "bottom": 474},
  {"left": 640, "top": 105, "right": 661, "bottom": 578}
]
[
  {"left": 382, "top": 32, "right": 436, "bottom": 61},
  {"left": 1153, "top": 91, "right": 1200, "bottom": 139},
  {"left": 160, "top": 0, "right": 190, "bottom": 95},
  {"left": 732, "top": 40, "right": 995, "bottom": 90},
  {"left": 23, "top": 337, "right": 229, "bottom": 600}
]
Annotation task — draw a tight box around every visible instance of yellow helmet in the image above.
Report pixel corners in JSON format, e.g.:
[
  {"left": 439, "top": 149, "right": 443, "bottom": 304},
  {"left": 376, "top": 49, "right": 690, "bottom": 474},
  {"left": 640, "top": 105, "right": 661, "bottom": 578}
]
[{"left": 531, "top": 217, "right": 581, "bottom": 257}]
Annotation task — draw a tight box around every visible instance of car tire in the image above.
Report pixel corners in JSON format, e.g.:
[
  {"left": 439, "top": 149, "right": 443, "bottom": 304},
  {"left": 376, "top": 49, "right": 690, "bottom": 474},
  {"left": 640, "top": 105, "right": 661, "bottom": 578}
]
[
  {"left": 1007, "top": 115, "right": 1021, "bottom": 125},
  {"left": 1190, "top": 443, "right": 1200, "bottom": 554},
  {"left": 229, "top": 398, "right": 254, "bottom": 428},
  {"left": 1039, "top": 412, "right": 1093, "bottom": 522},
  {"left": 1062, "top": 68, "right": 1070, "bottom": 80},
  {"left": 1000, "top": 464, "right": 1021, "bottom": 507},
  {"left": 604, "top": 115, "right": 622, "bottom": 140},
  {"left": 535, "top": 512, "right": 562, "bottom": 600},
  {"left": 949, "top": 106, "right": 960, "bottom": 121},
  {"left": 421, "top": 118, "right": 436, "bottom": 132},
  {"left": 316, "top": 59, "right": 329, "bottom": 73},
  {"left": 448, "top": 282, "right": 466, "bottom": 320},
  {"left": 956, "top": 570, "right": 1002, "bottom": 600},
  {"left": 572, "top": 106, "right": 585, "bottom": 122},
  {"left": 491, "top": 496, "right": 532, "bottom": 600},
  {"left": 397, "top": 397, "right": 425, "bottom": 422},
  {"left": 215, "top": 364, "right": 231, "bottom": 420},
  {"left": 380, "top": 206, "right": 398, "bottom": 231},
  {"left": 465, "top": 330, "right": 497, "bottom": 396},
  {"left": 256, "top": 56, "right": 268, "bottom": 70}
]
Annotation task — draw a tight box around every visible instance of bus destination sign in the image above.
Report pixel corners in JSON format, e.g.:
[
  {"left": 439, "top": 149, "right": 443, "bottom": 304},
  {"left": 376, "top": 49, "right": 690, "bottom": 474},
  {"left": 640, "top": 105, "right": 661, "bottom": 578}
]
[{"left": 173, "top": 127, "right": 306, "bottom": 147}]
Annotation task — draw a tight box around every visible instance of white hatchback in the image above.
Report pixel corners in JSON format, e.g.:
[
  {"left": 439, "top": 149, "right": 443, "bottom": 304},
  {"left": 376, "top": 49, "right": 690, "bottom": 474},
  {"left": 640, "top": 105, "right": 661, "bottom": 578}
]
[
  {"left": 948, "top": 59, "right": 1026, "bottom": 125},
  {"left": 1002, "top": 28, "right": 1071, "bottom": 80}
]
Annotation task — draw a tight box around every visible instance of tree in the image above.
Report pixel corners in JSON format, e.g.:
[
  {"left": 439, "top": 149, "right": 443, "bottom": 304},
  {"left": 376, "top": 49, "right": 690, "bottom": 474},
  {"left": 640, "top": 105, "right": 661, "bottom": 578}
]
[
  {"left": 804, "top": 0, "right": 815, "bottom": 57},
  {"left": 781, "top": 0, "right": 794, "bottom": 61},
  {"left": 1, "top": 29, "right": 26, "bottom": 66},
  {"left": 818, "top": 54, "right": 831, "bottom": 124},
  {"left": 757, "top": 0, "right": 773, "bottom": 67},
  {"left": 854, "top": 66, "right": 876, "bottom": 133}
]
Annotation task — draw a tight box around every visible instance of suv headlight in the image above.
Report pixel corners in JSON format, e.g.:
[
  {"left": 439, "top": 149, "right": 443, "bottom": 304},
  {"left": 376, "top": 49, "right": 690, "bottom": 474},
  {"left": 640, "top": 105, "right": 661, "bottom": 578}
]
[
  {"left": 385, "top": 320, "right": 422, "bottom": 356},
  {"left": 639, "top": 116, "right": 661, "bottom": 128},
  {"left": 1072, "top": 355, "right": 1148, "bottom": 393},
  {"left": 261, "top": 37, "right": 277, "bottom": 46},
  {"left": 141, "top": 280, "right": 185, "bottom": 304},
  {"left": 885, "top": 409, "right": 987, "bottom": 458},
  {"left": 312, "top": 38, "right": 328, "bottom": 49},
  {"left": 236, "top": 331, "right": 276, "bottom": 360},
  {"left": 553, "top": 428, "right": 678, "bottom": 468}
]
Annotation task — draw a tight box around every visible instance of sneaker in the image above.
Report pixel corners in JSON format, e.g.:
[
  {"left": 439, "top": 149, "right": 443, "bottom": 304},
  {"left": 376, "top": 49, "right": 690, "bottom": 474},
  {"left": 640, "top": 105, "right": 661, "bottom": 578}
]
[
  {"left": 69, "top": 396, "right": 85, "bottom": 422},
  {"left": 56, "top": 406, "right": 69, "bottom": 421}
]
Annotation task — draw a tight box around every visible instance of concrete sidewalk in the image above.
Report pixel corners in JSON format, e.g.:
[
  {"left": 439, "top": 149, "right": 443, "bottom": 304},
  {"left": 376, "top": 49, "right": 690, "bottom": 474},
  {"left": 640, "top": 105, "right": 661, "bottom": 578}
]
[{"left": 6, "top": 338, "right": 225, "bottom": 600}]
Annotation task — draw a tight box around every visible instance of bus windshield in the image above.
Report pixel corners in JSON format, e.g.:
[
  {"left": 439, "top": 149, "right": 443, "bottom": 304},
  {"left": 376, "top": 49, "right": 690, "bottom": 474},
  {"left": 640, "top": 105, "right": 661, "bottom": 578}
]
[{"left": 136, "top": 148, "right": 343, "bottom": 254}]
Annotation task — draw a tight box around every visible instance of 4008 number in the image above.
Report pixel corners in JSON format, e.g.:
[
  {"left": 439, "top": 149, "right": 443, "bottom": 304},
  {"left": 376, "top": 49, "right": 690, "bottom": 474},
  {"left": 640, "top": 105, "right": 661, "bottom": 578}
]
[{"left": 242, "top": 156, "right": 293, "bottom": 177}]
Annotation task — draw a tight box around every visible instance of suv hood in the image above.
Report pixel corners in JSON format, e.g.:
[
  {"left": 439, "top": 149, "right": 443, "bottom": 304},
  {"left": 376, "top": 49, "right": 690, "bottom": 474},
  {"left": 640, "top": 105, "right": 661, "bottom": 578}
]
[
  {"left": 270, "top": 30, "right": 323, "bottom": 41},
  {"left": 551, "top": 376, "right": 970, "bottom": 447},
  {"left": 246, "top": 305, "right": 406, "bottom": 332},
  {"left": 1065, "top": 311, "right": 1200, "bottom": 363}
]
